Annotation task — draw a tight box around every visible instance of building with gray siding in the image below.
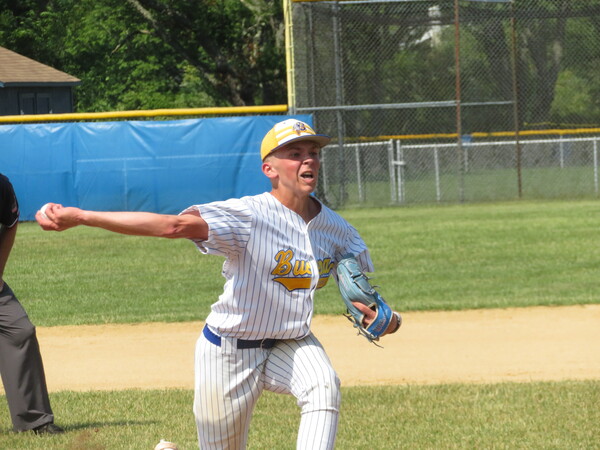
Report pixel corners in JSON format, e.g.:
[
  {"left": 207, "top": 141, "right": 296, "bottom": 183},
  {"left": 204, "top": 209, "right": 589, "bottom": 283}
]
[{"left": 0, "top": 46, "right": 80, "bottom": 116}]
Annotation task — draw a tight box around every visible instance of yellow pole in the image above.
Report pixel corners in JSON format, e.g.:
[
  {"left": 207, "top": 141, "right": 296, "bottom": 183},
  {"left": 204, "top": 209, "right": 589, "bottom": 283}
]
[
  {"left": 283, "top": 0, "right": 296, "bottom": 113},
  {"left": 0, "top": 104, "right": 288, "bottom": 124}
]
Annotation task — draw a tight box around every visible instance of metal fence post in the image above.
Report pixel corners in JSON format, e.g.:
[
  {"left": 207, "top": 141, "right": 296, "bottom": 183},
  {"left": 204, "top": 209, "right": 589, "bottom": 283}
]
[
  {"left": 434, "top": 145, "right": 441, "bottom": 202},
  {"left": 322, "top": 146, "right": 330, "bottom": 200},
  {"left": 454, "top": 0, "right": 465, "bottom": 203},
  {"left": 389, "top": 139, "right": 397, "bottom": 203},
  {"left": 396, "top": 140, "right": 406, "bottom": 203},
  {"left": 559, "top": 135, "right": 565, "bottom": 169},
  {"left": 332, "top": 2, "right": 346, "bottom": 205},
  {"left": 355, "top": 144, "right": 364, "bottom": 203},
  {"left": 510, "top": 0, "right": 523, "bottom": 198},
  {"left": 594, "top": 138, "right": 598, "bottom": 195}
]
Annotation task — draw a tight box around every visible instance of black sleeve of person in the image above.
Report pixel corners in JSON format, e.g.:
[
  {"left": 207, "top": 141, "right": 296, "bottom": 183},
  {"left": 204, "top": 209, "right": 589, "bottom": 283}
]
[{"left": 0, "top": 174, "right": 20, "bottom": 227}]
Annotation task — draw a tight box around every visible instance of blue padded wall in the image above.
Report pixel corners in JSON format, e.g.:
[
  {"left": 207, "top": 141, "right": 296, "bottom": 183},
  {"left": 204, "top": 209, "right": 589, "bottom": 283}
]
[{"left": 0, "top": 115, "right": 314, "bottom": 221}]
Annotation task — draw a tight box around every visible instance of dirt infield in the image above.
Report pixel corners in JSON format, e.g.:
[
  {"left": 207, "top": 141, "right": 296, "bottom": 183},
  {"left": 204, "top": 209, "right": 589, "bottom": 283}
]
[{"left": 10, "top": 305, "right": 600, "bottom": 393}]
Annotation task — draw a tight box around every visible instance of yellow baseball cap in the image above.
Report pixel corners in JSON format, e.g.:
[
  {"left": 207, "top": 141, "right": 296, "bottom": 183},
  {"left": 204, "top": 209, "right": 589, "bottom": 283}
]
[{"left": 260, "top": 119, "right": 331, "bottom": 160}]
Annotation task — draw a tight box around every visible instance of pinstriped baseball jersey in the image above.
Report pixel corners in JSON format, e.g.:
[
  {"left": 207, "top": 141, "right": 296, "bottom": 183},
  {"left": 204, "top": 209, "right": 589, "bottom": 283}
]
[{"left": 181, "top": 192, "right": 373, "bottom": 341}]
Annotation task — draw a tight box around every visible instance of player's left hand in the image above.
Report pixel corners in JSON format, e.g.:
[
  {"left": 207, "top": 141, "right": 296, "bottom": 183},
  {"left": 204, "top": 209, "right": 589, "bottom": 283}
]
[
  {"left": 352, "top": 302, "right": 401, "bottom": 337},
  {"left": 336, "top": 254, "right": 401, "bottom": 342}
]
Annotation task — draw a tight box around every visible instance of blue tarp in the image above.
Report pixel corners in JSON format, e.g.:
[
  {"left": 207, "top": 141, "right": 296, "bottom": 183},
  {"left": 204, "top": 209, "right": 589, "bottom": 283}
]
[{"left": 0, "top": 115, "right": 314, "bottom": 221}]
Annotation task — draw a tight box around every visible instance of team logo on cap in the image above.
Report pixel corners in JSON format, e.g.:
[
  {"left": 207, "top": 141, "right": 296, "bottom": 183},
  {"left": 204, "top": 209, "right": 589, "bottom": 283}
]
[{"left": 292, "top": 121, "right": 308, "bottom": 135}]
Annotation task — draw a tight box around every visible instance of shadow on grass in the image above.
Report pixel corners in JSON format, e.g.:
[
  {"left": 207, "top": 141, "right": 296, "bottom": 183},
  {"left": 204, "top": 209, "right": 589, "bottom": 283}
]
[{"left": 63, "top": 419, "right": 158, "bottom": 431}]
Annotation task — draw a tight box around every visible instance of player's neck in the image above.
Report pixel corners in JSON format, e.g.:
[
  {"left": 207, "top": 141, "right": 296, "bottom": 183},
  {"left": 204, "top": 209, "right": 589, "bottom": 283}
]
[{"left": 269, "top": 191, "right": 320, "bottom": 223}]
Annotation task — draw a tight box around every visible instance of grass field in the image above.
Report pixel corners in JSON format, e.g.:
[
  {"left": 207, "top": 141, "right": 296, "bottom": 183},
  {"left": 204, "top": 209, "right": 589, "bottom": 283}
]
[
  {"left": 0, "top": 382, "right": 598, "bottom": 449},
  {"left": 1, "top": 199, "right": 599, "bottom": 449},
  {"left": 10, "top": 198, "right": 600, "bottom": 326},
  {"left": 334, "top": 165, "right": 600, "bottom": 207}
]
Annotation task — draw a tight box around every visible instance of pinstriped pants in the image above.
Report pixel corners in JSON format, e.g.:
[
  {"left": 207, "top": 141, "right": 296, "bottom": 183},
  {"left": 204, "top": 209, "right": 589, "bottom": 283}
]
[{"left": 194, "top": 332, "right": 340, "bottom": 450}]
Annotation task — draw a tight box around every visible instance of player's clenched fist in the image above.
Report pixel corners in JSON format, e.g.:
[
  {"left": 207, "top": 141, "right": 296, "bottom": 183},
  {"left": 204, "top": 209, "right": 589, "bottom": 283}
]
[{"left": 35, "top": 203, "right": 80, "bottom": 231}]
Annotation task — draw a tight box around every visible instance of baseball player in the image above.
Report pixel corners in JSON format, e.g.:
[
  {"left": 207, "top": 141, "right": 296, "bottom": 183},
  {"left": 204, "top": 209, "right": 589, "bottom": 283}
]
[
  {"left": 36, "top": 119, "right": 400, "bottom": 449},
  {"left": 0, "top": 173, "right": 63, "bottom": 434}
]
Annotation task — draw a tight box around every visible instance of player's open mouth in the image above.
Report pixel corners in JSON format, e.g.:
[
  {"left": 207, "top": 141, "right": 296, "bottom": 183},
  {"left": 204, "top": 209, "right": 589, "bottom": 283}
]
[{"left": 300, "top": 171, "right": 314, "bottom": 180}]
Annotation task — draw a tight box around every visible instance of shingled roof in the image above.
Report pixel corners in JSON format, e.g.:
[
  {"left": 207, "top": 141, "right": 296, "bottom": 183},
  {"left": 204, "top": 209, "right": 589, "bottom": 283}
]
[{"left": 0, "top": 46, "right": 80, "bottom": 87}]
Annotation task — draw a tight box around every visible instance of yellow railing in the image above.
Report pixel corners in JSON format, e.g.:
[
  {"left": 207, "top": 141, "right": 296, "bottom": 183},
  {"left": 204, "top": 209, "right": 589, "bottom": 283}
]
[
  {"left": 0, "top": 104, "right": 289, "bottom": 124},
  {"left": 362, "top": 127, "right": 600, "bottom": 141},
  {"left": 3, "top": 104, "right": 599, "bottom": 143}
]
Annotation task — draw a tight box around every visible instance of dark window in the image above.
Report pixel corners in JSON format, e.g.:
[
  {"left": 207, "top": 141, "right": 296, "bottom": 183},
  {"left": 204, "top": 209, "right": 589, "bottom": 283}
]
[
  {"left": 37, "top": 94, "right": 52, "bottom": 114},
  {"left": 19, "top": 93, "right": 35, "bottom": 114},
  {"left": 19, "top": 92, "right": 53, "bottom": 114}
]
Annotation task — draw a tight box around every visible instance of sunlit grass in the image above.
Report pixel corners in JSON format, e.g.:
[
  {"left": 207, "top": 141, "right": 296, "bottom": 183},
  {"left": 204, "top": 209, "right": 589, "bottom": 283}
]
[
  {"left": 0, "top": 381, "right": 598, "bottom": 449},
  {"left": 9, "top": 199, "right": 600, "bottom": 326}
]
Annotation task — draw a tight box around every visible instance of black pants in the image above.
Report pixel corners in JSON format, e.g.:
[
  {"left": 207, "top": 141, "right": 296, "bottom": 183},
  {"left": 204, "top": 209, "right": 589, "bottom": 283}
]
[{"left": 0, "top": 283, "right": 53, "bottom": 431}]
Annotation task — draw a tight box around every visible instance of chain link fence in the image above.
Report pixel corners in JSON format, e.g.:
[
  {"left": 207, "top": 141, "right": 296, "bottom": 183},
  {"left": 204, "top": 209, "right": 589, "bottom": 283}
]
[{"left": 288, "top": 0, "right": 600, "bottom": 208}]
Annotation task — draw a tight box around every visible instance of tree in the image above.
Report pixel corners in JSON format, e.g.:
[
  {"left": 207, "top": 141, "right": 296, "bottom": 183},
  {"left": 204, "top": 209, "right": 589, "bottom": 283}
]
[
  {"left": 123, "top": 0, "right": 285, "bottom": 107},
  {"left": 0, "top": 0, "right": 287, "bottom": 112}
]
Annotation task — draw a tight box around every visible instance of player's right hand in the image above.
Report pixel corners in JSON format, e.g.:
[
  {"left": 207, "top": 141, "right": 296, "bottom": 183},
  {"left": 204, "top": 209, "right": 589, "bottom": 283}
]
[{"left": 35, "top": 203, "right": 74, "bottom": 231}]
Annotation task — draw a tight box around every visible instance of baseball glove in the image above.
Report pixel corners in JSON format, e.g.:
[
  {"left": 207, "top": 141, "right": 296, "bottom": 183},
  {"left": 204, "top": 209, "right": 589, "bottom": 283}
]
[{"left": 336, "top": 254, "right": 397, "bottom": 343}]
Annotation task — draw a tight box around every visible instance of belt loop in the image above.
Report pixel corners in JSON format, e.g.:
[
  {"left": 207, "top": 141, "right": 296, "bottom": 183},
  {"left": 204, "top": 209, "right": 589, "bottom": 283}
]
[{"left": 221, "top": 335, "right": 236, "bottom": 354}]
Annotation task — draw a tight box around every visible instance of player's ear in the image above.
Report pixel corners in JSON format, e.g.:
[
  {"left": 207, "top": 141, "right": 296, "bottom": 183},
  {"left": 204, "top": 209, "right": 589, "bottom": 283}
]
[{"left": 262, "top": 159, "right": 278, "bottom": 180}]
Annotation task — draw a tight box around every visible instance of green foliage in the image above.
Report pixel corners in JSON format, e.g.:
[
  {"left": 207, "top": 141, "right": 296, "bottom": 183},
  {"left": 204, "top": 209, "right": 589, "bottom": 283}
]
[
  {"left": 551, "top": 70, "right": 598, "bottom": 124},
  {"left": 3, "top": 1, "right": 600, "bottom": 133},
  {"left": 0, "top": 0, "right": 286, "bottom": 112},
  {"left": 0, "top": 381, "right": 598, "bottom": 449}
]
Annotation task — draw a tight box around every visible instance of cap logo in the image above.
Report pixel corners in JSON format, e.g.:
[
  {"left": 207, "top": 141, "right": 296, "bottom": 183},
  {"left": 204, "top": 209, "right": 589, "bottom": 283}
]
[{"left": 292, "top": 121, "right": 308, "bottom": 135}]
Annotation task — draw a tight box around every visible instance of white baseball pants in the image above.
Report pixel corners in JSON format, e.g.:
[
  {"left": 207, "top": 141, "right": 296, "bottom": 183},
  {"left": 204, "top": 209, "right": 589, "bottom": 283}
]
[{"left": 194, "top": 331, "right": 341, "bottom": 449}]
